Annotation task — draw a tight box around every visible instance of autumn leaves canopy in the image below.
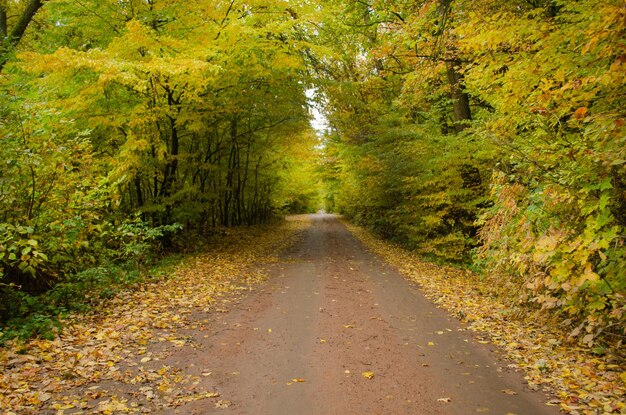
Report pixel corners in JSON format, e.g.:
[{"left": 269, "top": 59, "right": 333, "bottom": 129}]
[
  {"left": 0, "top": 0, "right": 624, "bottom": 348},
  {"left": 315, "top": 0, "right": 625, "bottom": 347}
]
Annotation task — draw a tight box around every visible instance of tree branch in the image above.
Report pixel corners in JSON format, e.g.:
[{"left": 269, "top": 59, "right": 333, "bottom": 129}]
[
  {"left": 9, "top": 0, "right": 43, "bottom": 44},
  {"left": 0, "top": 0, "right": 45, "bottom": 72}
]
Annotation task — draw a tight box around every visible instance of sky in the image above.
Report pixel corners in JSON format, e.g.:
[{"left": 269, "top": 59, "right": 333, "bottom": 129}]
[{"left": 306, "top": 88, "right": 329, "bottom": 134}]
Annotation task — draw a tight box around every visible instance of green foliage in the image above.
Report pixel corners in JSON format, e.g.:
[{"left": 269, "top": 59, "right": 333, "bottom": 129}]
[
  {"left": 315, "top": 1, "right": 491, "bottom": 263},
  {"left": 315, "top": 0, "right": 624, "bottom": 346},
  {"left": 0, "top": 0, "right": 322, "bottom": 339},
  {"left": 1, "top": 0, "right": 621, "bottom": 351},
  {"left": 463, "top": 0, "right": 626, "bottom": 343},
  {"left": 0, "top": 256, "right": 182, "bottom": 343},
  {"left": 106, "top": 217, "right": 183, "bottom": 263},
  {"left": 0, "top": 224, "right": 48, "bottom": 281}
]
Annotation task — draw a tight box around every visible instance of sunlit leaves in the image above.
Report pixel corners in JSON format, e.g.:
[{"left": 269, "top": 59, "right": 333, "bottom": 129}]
[{"left": 317, "top": 0, "right": 625, "bottom": 348}]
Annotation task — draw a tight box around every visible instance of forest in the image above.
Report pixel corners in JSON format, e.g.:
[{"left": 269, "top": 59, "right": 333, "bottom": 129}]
[{"left": 0, "top": 0, "right": 624, "bottom": 356}]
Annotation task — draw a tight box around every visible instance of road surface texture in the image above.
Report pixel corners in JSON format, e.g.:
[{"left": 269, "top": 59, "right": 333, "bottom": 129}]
[{"left": 161, "top": 214, "right": 559, "bottom": 415}]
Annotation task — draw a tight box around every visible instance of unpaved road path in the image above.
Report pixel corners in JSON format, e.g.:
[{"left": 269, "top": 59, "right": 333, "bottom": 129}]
[{"left": 164, "top": 214, "right": 559, "bottom": 415}]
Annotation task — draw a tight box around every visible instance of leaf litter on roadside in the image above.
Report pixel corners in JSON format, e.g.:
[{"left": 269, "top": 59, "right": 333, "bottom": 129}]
[
  {"left": 0, "top": 218, "right": 310, "bottom": 414},
  {"left": 346, "top": 222, "right": 625, "bottom": 415}
]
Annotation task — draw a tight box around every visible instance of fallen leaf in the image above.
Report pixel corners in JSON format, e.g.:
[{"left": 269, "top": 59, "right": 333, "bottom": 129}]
[
  {"left": 348, "top": 223, "right": 626, "bottom": 415},
  {"left": 97, "top": 397, "right": 130, "bottom": 412},
  {"left": 362, "top": 371, "right": 375, "bottom": 379},
  {"left": 437, "top": 397, "right": 452, "bottom": 403},
  {"left": 215, "top": 399, "right": 232, "bottom": 408},
  {"left": 37, "top": 392, "right": 52, "bottom": 402},
  {"left": 291, "top": 378, "right": 305, "bottom": 382},
  {"left": 0, "top": 221, "right": 312, "bottom": 414},
  {"left": 502, "top": 389, "right": 517, "bottom": 395}
]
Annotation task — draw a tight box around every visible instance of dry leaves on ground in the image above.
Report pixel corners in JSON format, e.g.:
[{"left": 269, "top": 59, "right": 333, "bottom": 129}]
[
  {"left": 0, "top": 217, "right": 310, "bottom": 414},
  {"left": 346, "top": 222, "right": 625, "bottom": 415}
]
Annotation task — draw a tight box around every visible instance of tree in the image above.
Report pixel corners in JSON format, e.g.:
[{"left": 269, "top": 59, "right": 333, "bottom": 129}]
[
  {"left": 1, "top": 0, "right": 321, "bottom": 302},
  {"left": 0, "top": 0, "right": 45, "bottom": 71},
  {"left": 315, "top": 0, "right": 624, "bottom": 344}
]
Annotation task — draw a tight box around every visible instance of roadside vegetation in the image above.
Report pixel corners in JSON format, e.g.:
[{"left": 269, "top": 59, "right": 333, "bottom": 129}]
[
  {"left": 317, "top": 0, "right": 625, "bottom": 353},
  {"left": 0, "top": 2, "right": 623, "bottom": 412},
  {"left": 348, "top": 221, "right": 625, "bottom": 414},
  {"left": 0, "top": 218, "right": 310, "bottom": 413},
  {"left": 1, "top": 0, "right": 321, "bottom": 342}
]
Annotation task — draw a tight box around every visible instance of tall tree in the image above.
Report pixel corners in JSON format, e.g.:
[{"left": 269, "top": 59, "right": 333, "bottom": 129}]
[{"left": 0, "top": 0, "right": 45, "bottom": 71}]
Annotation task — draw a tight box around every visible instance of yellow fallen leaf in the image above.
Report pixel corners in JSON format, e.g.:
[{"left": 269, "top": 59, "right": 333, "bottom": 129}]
[
  {"left": 428, "top": 342, "right": 435, "bottom": 346},
  {"left": 51, "top": 403, "right": 75, "bottom": 410},
  {"left": 362, "top": 371, "right": 375, "bottom": 379},
  {"left": 158, "top": 384, "right": 170, "bottom": 393},
  {"left": 97, "top": 398, "right": 129, "bottom": 412},
  {"left": 291, "top": 378, "right": 305, "bottom": 382},
  {"left": 437, "top": 397, "right": 451, "bottom": 402},
  {"left": 215, "top": 399, "right": 231, "bottom": 408},
  {"left": 343, "top": 324, "right": 355, "bottom": 328},
  {"left": 140, "top": 357, "right": 151, "bottom": 363}
]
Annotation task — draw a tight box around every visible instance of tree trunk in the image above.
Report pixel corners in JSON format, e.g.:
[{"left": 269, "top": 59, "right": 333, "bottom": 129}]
[
  {"left": 0, "top": 0, "right": 45, "bottom": 71},
  {"left": 0, "top": 4, "right": 7, "bottom": 39},
  {"left": 135, "top": 175, "right": 144, "bottom": 208},
  {"left": 159, "top": 87, "right": 181, "bottom": 217},
  {"left": 436, "top": 0, "right": 472, "bottom": 132},
  {"left": 445, "top": 60, "right": 472, "bottom": 132},
  {"left": 223, "top": 118, "right": 238, "bottom": 226},
  {"left": 160, "top": 115, "right": 179, "bottom": 199}
]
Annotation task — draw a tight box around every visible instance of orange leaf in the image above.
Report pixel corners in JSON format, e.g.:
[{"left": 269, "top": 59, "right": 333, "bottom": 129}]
[{"left": 573, "top": 107, "right": 588, "bottom": 119}]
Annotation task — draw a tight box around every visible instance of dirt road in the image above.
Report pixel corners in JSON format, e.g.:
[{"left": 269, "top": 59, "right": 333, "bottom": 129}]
[{"left": 161, "top": 214, "right": 559, "bottom": 415}]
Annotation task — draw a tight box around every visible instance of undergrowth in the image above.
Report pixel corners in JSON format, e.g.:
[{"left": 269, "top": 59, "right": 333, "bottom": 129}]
[
  {"left": 345, "top": 219, "right": 625, "bottom": 414},
  {"left": 0, "top": 255, "right": 182, "bottom": 344}
]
